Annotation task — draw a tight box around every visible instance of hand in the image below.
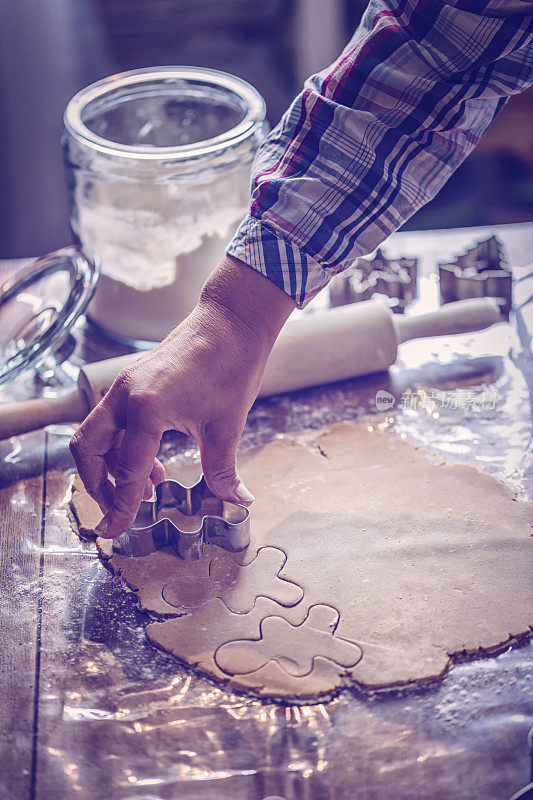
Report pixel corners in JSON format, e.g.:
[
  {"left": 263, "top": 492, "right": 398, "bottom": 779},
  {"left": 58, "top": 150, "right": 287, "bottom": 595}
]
[{"left": 69, "top": 256, "right": 295, "bottom": 538}]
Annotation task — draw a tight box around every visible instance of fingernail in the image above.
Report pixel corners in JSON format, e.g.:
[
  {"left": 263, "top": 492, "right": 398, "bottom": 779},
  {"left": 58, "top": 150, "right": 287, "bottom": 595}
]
[
  {"left": 95, "top": 514, "right": 110, "bottom": 536},
  {"left": 143, "top": 481, "right": 153, "bottom": 501},
  {"left": 235, "top": 482, "right": 254, "bottom": 504}
]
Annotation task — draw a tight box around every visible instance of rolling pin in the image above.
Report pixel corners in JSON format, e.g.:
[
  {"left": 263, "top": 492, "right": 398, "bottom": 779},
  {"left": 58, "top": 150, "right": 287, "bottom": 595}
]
[{"left": 0, "top": 297, "right": 502, "bottom": 440}]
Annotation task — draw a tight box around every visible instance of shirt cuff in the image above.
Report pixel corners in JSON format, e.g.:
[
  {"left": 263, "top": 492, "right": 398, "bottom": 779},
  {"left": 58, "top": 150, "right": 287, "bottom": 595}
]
[{"left": 226, "top": 214, "right": 334, "bottom": 308}]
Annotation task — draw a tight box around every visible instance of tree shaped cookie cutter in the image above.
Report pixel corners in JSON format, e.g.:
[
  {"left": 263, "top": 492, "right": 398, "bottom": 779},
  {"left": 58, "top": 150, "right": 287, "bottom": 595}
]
[
  {"left": 113, "top": 475, "right": 250, "bottom": 561},
  {"left": 439, "top": 235, "right": 512, "bottom": 318}
]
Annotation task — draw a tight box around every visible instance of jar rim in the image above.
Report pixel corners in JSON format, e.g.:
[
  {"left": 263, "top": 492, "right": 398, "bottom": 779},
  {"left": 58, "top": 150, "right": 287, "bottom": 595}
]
[{"left": 64, "top": 66, "right": 266, "bottom": 161}]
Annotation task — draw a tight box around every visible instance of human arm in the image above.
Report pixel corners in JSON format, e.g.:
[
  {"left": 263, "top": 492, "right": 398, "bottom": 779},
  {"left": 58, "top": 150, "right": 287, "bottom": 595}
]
[{"left": 227, "top": 0, "right": 533, "bottom": 306}]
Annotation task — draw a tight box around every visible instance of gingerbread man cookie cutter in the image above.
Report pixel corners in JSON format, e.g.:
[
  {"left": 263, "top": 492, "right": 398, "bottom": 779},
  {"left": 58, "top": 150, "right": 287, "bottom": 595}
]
[
  {"left": 113, "top": 475, "right": 250, "bottom": 561},
  {"left": 329, "top": 247, "right": 418, "bottom": 313}
]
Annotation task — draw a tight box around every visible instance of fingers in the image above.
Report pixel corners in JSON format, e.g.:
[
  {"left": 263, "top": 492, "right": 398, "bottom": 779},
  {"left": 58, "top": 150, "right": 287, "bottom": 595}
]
[
  {"left": 105, "top": 435, "right": 165, "bottom": 500},
  {"left": 143, "top": 458, "right": 166, "bottom": 499},
  {"left": 96, "top": 421, "right": 163, "bottom": 538},
  {"left": 104, "top": 438, "right": 151, "bottom": 502},
  {"left": 149, "top": 457, "right": 166, "bottom": 485},
  {"left": 69, "top": 401, "right": 121, "bottom": 513},
  {"left": 71, "top": 387, "right": 165, "bottom": 535},
  {"left": 199, "top": 425, "right": 254, "bottom": 506},
  {"left": 103, "top": 429, "right": 124, "bottom": 475}
]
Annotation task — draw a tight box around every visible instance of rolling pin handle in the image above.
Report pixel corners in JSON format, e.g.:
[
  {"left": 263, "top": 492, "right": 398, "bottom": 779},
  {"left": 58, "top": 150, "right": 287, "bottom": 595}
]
[
  {"left": 395, "top": 297, "right": 502, "bottom": 344},
  {"left": 0, "top": 387, "right": 88, "bottom": 441}
]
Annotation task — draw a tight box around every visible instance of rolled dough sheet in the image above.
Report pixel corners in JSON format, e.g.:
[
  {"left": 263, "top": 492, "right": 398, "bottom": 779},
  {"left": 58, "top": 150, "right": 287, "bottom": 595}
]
[
  {"left": 70, "top": 422, "right": 533, "bottom": 702},
  {"left": 70, "top": 474, "right": 103, "bottom": 537}
]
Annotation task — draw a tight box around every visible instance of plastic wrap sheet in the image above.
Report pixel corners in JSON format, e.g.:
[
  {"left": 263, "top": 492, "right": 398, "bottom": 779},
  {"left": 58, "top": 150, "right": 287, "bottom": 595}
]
[{"left": 1, "top": 223, "right": 533, "bottom": 800}]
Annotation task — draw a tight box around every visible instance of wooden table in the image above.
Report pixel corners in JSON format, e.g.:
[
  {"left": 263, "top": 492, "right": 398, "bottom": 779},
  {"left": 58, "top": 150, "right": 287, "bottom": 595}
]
[{"left": 1, "top": 223, "right": 532, "bottom": 800}]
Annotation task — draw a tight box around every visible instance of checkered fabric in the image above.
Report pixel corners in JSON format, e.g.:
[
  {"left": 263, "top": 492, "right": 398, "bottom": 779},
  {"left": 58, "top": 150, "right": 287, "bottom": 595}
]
[{"left": 227, "top": 0, "right": 533, "bottom": 306}]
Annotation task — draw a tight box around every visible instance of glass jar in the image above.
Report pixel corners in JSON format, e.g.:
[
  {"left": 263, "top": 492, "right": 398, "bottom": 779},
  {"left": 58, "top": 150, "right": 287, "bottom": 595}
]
[{"left": 63, "top": 67, "right": 267, "bottom": 346}]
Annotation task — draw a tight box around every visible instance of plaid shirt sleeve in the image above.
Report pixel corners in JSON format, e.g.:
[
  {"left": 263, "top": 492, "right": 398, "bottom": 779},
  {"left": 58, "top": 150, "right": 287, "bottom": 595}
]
[{"left": 226, "top": 0, "right": 533, "bottom": 307}]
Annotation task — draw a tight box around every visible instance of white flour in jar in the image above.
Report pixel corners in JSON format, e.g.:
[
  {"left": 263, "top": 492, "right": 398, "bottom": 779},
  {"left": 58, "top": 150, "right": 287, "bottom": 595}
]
[{"left": 76, "top": 163, "right": 250, "bottom": 343}]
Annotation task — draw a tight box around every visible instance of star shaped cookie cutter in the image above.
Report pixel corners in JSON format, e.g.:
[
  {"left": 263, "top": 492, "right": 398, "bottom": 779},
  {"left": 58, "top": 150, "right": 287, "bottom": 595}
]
[{"left": 113, "top": 475, "right": 251, "bottom": 561}]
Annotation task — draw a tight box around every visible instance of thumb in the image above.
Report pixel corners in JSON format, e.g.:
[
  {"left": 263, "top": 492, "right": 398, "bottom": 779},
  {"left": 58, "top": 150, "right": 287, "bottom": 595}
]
[{"left": 199, "top": 427, "right": 254, "bottom": 506}]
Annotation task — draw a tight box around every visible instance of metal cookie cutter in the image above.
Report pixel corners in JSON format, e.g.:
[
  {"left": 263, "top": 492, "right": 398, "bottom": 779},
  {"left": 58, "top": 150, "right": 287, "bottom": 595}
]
[
  {"left": 113, "top": 475, "right": 250, "bottom": 561},
  {"left": 329, "top": 248, "right": 418, "bottom": 313},
  {"left": 439, "top": 235, "right": 512, "bottom": 318}
]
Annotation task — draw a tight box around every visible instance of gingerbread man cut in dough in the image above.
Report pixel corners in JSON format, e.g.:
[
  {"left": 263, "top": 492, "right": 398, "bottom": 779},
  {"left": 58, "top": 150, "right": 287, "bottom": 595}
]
[
  {"left": 162, "top": 546, "right": 303, "bottom": 614},
  {"left": 215, "top": 604, "right": 363, "bottom": 677}
]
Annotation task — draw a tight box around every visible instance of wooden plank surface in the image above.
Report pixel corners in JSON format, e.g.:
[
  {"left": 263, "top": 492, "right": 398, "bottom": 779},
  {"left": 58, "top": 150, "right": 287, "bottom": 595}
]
[
  {"left": 32, "top": 452, "right": 98, "bottom": 800},
  {"left": 0, "top": 431, "right": 46, "bottom": 800}
]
